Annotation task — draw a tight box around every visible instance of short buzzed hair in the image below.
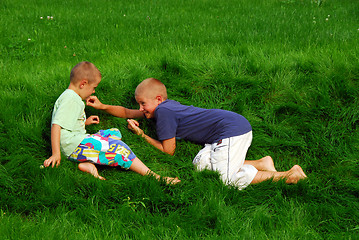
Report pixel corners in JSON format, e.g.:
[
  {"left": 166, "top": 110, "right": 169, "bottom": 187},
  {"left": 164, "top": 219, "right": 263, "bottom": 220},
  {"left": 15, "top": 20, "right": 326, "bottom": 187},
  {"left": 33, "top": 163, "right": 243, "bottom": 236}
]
[
  {"left": 135, "top": 78, "right": 168, "bottom": 100},
  {"left": 70, "top": 61, "right": 101, "bottom": 84}
]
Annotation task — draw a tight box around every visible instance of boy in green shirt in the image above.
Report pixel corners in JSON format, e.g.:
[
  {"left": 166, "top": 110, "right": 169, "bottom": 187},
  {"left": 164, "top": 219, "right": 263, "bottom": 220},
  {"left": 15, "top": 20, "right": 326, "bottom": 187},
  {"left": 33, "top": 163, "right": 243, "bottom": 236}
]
[{"left": 44, "top": 62, "right": 180, "bottom": 184}]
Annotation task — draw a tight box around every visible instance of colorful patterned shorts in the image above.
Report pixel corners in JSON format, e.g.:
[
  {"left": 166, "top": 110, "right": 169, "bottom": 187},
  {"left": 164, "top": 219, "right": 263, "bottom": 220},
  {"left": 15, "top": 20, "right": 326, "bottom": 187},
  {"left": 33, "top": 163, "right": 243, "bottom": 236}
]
[{"left": 68, "top": 128, "right": 136, "bottom": 169}]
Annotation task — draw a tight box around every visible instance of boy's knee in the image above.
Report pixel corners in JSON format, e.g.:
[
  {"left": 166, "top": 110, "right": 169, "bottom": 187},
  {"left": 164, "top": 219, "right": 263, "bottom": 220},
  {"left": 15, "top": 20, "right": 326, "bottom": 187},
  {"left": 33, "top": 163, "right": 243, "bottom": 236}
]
[
  {"left": 228, "top": 164, "right": 258, "bottom": 190},
  {"left": 78, "top": 162, "right": 86, "bottom": 171},
  {"left": 193, "top": 145, "right": 212, "bottom": 171},
  {"left": 78, "top": 162, "right": 91, "bottom": 171}
]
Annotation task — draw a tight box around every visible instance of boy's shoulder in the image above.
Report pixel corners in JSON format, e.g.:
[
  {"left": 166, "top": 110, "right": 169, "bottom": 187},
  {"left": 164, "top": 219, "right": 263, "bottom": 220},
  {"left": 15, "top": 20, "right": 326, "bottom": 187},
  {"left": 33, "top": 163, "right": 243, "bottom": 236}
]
[
  {"left": 56, "top": 89, "right": 81, "bottom": 102},
  {"left": 155, "top": 99, "right": 184, "bottom": 117},
  {"left": 157, "top": 99, "right": 188, "bottom": 111},
  {"left": 158, "top": 99, "right": 178, "bottom": 107},
  {"left": 58, "top": 89, "right": 77, "bottom": 97},
  {"left": 54, "top": 89, "right": 83, "bottom": 109}
]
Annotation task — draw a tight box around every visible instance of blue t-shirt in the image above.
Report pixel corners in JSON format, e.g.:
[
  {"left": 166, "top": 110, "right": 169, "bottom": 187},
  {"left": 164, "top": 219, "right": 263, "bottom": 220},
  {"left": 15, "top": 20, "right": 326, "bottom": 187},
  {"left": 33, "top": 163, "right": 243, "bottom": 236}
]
[{"left": 155, "top": 100, "right": 252, "bottom": 145}]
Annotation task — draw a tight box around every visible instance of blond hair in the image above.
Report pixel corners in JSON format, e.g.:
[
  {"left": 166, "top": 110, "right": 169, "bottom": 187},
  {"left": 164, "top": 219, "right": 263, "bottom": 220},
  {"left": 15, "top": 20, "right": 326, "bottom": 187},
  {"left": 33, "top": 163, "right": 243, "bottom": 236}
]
[
  {"left": 135, "top": 78, "right": 167, "bottom": 100},
  {"left": 70, "top": 61, "right": 101, "bottom": 84}
]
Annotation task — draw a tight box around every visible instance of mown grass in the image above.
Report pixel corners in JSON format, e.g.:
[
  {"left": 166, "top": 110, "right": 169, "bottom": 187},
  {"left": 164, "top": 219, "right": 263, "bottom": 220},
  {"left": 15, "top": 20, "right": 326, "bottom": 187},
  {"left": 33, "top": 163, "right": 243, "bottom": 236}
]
[{"left": 1, "top": 0, "right": 358, "bottom": 239}]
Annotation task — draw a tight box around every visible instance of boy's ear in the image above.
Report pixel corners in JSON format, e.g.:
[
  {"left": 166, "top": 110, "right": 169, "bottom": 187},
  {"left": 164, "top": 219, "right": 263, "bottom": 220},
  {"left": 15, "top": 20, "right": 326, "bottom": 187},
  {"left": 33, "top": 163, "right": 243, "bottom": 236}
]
[
  {"left": 79, "top": 79, "right": 88, "bottom": 89},
  {"left": 155, "top": 95, "right": 164, "bottom": 103}
]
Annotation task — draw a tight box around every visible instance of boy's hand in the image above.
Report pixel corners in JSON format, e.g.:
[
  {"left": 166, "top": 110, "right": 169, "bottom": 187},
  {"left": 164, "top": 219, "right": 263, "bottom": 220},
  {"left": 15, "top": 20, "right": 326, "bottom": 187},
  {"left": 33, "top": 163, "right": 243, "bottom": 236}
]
[
  {"left": 86, "top": 115, "right": 100, "bottom": 125},
  {"left": 86, "top": 96, "right": 103, "bottom": 109},
  {"left": 44, "top": 154, "right": 61, "bottom": 168},
  {"left": 127, "top": 119, "right": 144, "bottom": 136}
]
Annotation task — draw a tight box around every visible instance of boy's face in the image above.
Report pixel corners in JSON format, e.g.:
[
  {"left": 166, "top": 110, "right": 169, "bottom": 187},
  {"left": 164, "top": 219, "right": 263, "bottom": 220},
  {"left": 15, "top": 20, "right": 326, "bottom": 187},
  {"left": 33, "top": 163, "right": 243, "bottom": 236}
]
[
  {"left": 135, "top": 94, "right": 162, "bottom": 119},
  {"left": 80, "top": 77, "right": 101, "bottom": 100}
]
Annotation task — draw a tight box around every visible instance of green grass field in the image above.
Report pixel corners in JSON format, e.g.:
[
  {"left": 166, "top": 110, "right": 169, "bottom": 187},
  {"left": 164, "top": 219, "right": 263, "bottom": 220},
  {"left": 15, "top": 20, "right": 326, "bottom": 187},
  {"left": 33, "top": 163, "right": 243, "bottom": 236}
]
[{"left": 1, "top": 0, "right": 358, "bottom": 239}]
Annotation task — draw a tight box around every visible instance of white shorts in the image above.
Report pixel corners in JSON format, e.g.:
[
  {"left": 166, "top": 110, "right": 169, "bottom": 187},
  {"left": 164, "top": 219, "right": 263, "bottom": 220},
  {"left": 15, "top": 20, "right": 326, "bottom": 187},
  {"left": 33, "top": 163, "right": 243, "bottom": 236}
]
[{"left": 192, "top": 131, "right": 258, "bottom": 190}]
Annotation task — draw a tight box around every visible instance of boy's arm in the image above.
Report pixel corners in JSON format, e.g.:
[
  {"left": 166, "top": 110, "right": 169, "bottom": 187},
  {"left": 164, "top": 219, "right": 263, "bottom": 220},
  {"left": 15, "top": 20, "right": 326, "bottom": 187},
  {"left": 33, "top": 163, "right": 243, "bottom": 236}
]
[
  {"left": 86, "top": 96, "right": 144, "bottom": 119},
  {"left": 127, "top": 119, "right": 176, "bottom": 155},
  {"left": 44, "top": 124, "right": 62, "bottom": 168},
  {"left": 143, "top": 136, "right": 176, "bottom": 156}
]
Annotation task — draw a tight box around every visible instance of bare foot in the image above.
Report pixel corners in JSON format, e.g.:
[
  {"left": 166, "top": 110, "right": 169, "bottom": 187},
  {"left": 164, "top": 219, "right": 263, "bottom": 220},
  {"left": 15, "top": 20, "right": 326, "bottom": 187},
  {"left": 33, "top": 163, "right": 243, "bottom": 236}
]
[
  {"left": 245, "top": 156, "right": 277, "bottom": 172},
  {"left": 88, "top": 170, "right": 106, "bottom": 180},
  {"left": 163, "top": 176, "right": 181, "bottom": 185},
  {"left": 261, "top": 156, "right": 277, "bottom": 172},
  {"left": 285, "top": 165, "right": 307, "bottom": 184},
  {"left": 78, "top": 162, "right": 106, "bottom": 180},
  {"left": 97, "top": 175, "right": 106, "bottom": 180}
]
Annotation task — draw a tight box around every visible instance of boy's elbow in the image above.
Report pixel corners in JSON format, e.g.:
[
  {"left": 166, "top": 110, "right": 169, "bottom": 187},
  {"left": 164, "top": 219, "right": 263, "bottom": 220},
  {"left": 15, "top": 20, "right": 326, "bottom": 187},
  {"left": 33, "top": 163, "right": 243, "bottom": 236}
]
[
  {"left": 162, "top": 138, "right": 176, "bottom": 156},
  {"left": 163, "top": 148, "right": 175, "bottom": 156}
]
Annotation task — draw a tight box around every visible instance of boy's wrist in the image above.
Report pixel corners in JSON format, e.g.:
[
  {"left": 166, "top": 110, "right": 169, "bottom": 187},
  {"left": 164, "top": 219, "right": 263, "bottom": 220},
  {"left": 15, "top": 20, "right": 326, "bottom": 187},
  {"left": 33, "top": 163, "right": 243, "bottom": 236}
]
[
  {"left": 98, "top": 103, "right": 106, "bottom": 110},
  {"left": 52, "top": 152, "right": 61, "bottom": 158}
]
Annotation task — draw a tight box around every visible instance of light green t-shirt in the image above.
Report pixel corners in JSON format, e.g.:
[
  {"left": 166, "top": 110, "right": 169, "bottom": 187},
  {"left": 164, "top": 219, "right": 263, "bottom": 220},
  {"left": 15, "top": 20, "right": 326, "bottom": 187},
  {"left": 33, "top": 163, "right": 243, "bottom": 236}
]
[{"left": 51, "top": 89, "right": 89, "bottom": 157}]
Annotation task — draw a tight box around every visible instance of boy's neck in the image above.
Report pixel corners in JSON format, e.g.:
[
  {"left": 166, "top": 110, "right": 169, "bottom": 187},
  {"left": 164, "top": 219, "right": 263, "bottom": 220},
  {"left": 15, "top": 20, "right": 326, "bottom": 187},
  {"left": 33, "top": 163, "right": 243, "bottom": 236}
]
[{"left": 68, "top": 83, "right": 81, "bottom": 97}]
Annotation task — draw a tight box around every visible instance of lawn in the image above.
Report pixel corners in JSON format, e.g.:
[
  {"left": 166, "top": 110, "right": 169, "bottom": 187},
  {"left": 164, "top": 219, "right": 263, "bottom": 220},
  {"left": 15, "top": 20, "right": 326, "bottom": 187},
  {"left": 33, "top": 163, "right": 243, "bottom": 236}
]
[{"left": 0, "top": 0, "right": 358, "bottom": 239}]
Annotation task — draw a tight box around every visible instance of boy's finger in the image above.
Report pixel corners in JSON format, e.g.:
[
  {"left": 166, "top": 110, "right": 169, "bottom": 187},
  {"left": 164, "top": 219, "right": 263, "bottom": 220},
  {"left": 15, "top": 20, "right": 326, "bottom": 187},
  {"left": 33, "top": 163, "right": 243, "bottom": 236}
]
[
  {"left": 128, "top": 119, "right": 139, "bottom": 126},
  {"left": 128, "top": 122, "right": 138, "bottom": 131},
  {"left": 130, "top": 121, "right": 138, "bottom": 128},
  {"left": 86, "top": 96, "right": 97, "bottom": 105},
  {"left": 127, "top": 121, "right": 134, "bottom": 128}
]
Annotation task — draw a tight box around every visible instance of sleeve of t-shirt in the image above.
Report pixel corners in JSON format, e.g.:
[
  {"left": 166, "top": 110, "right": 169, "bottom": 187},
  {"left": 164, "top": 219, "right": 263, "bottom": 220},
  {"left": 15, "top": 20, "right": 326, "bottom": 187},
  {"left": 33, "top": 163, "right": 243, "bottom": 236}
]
[
  {"left": 155, "top": 107, "right": 178, "bottom": 141},
  {"left": 52, "top": 97, "right": 84, "bottom": 131}
]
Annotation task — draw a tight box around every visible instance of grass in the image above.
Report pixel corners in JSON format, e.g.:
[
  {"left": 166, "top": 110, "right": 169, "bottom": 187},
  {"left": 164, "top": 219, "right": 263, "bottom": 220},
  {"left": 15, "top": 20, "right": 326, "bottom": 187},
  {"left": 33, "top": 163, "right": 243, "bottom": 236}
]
[{"left": 1, "top": 0, "right": 358, "bottom": 239}]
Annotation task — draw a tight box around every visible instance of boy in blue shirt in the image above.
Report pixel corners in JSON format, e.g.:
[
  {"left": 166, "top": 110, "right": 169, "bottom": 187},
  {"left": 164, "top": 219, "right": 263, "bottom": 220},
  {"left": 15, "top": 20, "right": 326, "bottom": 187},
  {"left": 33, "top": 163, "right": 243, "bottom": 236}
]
[
  {"left": 92, "top": 78, "right": 307, "bottom": 190},
  {"left": 44, "top": 63, "right": 180, "bottom": 184}
]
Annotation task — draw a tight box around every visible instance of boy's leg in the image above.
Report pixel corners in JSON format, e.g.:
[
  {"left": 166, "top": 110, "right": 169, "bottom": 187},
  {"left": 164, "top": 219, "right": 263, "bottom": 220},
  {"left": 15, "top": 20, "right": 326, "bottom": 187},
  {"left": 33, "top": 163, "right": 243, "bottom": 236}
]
[
  {"left": 78, "top": 162, "right": 105, "bottom": 180},
  {"left": 251, "top": 165, "right": 307, "bottom": 184},
  {"left": 129, "top": 157, "right": 181, "bottom": 184},
  {"left": 128, "top": 157, "right": 151, "bottom": 176},
  {"left": 192, "top": 144, "right": 212, "bottom": 171},
  {"left": 210, "top": 131, "right": 257, "bottom": 190},
  {"left": 78, "top": 132, "right": 135, "bottom": 169},
  {"left": 244, "top": 156, "right": 277, "bottom": 172},
  {"left": 71, "top": 129, "right": 180, "bottom": 184}
]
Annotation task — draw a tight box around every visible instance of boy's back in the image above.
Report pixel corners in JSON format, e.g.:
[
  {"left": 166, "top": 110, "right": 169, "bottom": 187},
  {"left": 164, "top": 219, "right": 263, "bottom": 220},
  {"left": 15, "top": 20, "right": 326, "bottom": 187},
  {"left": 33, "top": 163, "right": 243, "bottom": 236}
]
[
  {"left": 52, "top": 89, "right": 88, "bottom": 156},
  {"left": 155, "top": 99, "right": 252, "bottom": 145}
]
